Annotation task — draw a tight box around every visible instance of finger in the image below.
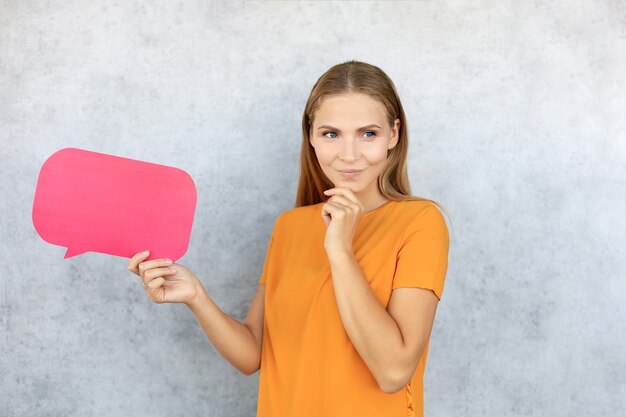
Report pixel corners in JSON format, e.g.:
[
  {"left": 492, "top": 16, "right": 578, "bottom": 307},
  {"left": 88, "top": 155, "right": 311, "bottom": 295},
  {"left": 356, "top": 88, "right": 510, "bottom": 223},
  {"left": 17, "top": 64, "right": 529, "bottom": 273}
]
[
  {"left": 143, "top": 266, "right": 177, "bottom": 285},
  {"left": 145, "top": 277, "right": 166, "bottom": 305},
  {"left": 138, "top": 258, "right": 173, "bottom": 279},
  {"left": 326, "top": 195, "right": 354, "bottom": 208},
  {"left": 146, "top": 276, "right": 165, "bottom": 288},
  {"left": 321, "top": 200, "right": 343, "bottom": 223},
  {"left": 128, "top": 251, "right": 151, "bottom": 275},
  {"left": 324, "top": 187, "right": 360, "bottom": 204},
  {"left": 325, "top": 193, "right": 363, "bottom": 213},
  {"left": 323, "top": 199, "right": 352, "bottom": 216}
]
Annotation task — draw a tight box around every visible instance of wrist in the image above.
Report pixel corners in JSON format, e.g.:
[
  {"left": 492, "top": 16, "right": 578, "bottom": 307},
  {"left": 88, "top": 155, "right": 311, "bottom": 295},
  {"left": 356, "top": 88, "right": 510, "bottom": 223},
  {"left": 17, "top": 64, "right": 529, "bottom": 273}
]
[
  {"left": 326, "top": 248, "right": 355, "bottom": 262},
  {"left": 186, "top": 277, "right": 208, "bottom": 311}
]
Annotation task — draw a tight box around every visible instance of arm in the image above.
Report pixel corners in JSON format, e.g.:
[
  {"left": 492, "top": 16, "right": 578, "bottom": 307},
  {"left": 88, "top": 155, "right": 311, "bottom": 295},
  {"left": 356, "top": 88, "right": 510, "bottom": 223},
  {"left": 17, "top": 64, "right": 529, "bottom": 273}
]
[
  {"left": 186, "top": 280, "right": 265, "bottom": 376},
  {"left": 328, "top": 251, "right": 439, "bottom": 393}
]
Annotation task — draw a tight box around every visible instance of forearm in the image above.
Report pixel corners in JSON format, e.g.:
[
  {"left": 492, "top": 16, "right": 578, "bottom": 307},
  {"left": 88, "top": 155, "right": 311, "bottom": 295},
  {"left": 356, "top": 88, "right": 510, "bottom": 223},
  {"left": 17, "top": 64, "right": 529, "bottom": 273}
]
[
  {"left": 328, "top": 251, "right": 404, "bottom": 392},
  {"left": 186, "top": 281, "right": 260, "bottom": 376}
]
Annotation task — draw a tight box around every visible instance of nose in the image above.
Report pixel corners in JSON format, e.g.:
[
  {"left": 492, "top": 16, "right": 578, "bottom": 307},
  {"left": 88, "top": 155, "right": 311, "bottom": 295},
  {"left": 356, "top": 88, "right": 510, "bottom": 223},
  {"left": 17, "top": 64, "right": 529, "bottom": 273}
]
[{"left": 339, "top": 138, "right": 360, "bottom": 161}]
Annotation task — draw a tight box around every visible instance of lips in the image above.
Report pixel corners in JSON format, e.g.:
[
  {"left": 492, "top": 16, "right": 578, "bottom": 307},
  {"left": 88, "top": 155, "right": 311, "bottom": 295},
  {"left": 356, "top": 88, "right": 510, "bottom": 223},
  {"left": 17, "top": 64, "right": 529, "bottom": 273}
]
[
  {"left": 338, "top": 169, "right": 364, "bottom": 173},
  {"left": 337, "top": 169, "right": 364, "bottom": 179}
]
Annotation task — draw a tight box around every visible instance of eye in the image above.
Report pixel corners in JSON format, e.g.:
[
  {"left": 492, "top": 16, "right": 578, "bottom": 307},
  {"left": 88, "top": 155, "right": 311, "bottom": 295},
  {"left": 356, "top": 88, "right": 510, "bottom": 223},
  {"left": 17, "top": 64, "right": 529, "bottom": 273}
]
[
  {"left": 363, "top": 131, "right": 377, "bottom": 138},
  {"left": 322, "top": 131, "right": 337, "bottom": 139}
]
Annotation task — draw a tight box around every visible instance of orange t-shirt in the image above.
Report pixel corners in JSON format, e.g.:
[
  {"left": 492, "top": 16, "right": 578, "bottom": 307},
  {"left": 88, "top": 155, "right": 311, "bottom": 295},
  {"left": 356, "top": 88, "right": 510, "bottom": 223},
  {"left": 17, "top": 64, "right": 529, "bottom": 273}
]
[{"left": 256, "top": 199, "right": 450, "bottom": 417}]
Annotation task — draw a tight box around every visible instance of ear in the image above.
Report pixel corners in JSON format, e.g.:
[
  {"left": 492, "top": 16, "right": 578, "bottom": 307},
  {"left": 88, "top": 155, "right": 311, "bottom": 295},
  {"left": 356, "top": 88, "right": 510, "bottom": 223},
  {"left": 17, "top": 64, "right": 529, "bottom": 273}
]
[
  {"left": 388, "top": 118, "right": 401, "bottom": 149},
  {"left": 309, "top": 126, "right": 315, "bottom": 147}
]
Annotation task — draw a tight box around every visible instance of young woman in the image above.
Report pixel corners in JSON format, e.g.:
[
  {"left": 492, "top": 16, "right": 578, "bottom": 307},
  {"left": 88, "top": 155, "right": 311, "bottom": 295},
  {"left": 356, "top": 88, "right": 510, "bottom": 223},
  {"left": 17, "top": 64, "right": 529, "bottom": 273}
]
[{"left": 127, "top": 60, "right": 451, "bottom": 417}]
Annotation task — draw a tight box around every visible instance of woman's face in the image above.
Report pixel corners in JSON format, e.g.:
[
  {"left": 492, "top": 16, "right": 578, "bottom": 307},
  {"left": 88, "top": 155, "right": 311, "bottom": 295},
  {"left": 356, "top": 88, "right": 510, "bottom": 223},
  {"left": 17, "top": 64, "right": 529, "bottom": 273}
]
[{"left": 309, "top": 92, "right": 400, "bottom": 202}]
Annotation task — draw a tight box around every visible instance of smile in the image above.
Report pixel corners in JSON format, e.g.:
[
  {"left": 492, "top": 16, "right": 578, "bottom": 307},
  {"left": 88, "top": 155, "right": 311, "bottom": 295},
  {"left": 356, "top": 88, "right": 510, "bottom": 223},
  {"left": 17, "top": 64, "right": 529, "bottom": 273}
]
[{"left": 337, "top": 169, "right": 363, "bottom": 179}]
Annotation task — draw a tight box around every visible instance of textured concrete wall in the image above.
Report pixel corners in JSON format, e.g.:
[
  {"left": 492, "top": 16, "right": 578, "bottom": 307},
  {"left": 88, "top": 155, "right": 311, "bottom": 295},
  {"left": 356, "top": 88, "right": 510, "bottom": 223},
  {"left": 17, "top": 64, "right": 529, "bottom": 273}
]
[{"left": 1, "top": 1, "right": 624, "bottom": 416}]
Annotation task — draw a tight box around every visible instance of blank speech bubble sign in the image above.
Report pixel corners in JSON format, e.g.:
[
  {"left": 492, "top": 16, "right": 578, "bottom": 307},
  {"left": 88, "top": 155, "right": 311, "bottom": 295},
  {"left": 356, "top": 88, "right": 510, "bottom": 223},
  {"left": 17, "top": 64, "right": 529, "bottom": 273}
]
[{"left": 32, "top": 147, "right": 197, "bottom": 262}]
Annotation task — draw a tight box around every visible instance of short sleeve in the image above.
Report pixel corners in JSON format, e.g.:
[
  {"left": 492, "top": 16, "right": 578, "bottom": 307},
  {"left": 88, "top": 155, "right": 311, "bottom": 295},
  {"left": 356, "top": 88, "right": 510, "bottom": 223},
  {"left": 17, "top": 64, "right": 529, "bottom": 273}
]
[
  {"left": 392, "top": 204, "right": 450, "bottom": 300},
  {"left": 258, "top": 214, "right": 282, "bottom": 285}
]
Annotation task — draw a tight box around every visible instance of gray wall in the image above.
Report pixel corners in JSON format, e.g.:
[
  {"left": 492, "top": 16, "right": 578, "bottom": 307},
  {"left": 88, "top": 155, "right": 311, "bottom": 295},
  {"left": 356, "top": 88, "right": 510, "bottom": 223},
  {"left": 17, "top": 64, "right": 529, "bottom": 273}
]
[{"left": 1, "top": 1, "right": 624, "bottom": 416}]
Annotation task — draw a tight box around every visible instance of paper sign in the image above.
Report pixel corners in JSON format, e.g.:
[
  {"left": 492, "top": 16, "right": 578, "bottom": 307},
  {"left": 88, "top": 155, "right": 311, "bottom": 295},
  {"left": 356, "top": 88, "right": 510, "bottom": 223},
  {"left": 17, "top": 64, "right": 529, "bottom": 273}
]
[{"left": 32, "top": 147, "right": 197, "bottom": 262}]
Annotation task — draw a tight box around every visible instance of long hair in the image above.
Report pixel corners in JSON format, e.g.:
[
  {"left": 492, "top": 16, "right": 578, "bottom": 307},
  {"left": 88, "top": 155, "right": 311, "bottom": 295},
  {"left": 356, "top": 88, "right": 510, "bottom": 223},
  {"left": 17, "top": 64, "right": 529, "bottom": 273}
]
[{"left": 294, "top": 60, "right": 453, "bottom": 230}]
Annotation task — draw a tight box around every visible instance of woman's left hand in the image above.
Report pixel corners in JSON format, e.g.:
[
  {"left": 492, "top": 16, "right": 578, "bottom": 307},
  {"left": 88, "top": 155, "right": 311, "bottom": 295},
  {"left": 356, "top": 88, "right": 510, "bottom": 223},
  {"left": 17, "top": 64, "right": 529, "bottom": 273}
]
[{"left": 321, "top": 187, "right": 365, "bottom": 254}]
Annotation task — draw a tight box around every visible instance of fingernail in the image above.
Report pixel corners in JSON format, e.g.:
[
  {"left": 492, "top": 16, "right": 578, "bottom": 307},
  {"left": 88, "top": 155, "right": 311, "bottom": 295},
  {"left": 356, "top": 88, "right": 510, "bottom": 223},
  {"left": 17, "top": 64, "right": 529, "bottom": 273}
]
[
  {"left": 165, "top": 258, "right": 172, "bottom": 265},
  {"left": 143, "top": 250, "right": 150, "bottom": 255}
]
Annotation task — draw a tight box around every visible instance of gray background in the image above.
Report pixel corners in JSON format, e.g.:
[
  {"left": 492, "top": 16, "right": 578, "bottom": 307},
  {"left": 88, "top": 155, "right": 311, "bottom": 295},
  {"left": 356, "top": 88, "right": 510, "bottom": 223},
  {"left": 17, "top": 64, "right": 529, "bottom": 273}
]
[{"left": 1, "top": 0, "right": 625, "bottom": 416}]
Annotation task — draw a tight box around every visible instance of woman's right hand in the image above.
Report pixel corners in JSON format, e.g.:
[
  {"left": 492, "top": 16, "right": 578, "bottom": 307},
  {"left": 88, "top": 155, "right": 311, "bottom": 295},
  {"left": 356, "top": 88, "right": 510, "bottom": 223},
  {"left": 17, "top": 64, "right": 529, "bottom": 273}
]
[{"left": 127, "top": 250, "right": 202, "bottom": 305}]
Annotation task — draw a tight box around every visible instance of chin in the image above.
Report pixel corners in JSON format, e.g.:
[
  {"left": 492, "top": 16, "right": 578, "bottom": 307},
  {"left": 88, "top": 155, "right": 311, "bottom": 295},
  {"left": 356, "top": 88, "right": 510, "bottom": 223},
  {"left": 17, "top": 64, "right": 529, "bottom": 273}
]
[{"left": 332, "top": 180, "right": 363, "bottom": 193}]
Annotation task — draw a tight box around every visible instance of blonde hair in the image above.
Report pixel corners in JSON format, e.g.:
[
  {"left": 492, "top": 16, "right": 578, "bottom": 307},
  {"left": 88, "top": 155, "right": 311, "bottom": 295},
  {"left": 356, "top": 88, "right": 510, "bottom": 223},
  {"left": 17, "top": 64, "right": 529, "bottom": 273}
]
[{"left": 294, "top": 60, "right": 453, "bottom": 231}]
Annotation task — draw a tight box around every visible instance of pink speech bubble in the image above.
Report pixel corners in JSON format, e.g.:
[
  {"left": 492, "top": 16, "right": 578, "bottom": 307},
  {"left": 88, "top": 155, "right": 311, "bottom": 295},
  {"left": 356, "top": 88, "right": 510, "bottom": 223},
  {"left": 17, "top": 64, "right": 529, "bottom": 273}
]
[{"left": 32, "top": 147, "right": 197, "bottom": 262}]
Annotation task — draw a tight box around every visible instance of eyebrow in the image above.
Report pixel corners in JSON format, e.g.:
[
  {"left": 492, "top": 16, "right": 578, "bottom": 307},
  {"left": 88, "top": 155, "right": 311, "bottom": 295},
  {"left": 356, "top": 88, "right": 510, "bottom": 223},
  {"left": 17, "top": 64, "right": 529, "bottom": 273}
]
[{"left": 317, "top": 124, "right": 382, "bottom": 132}]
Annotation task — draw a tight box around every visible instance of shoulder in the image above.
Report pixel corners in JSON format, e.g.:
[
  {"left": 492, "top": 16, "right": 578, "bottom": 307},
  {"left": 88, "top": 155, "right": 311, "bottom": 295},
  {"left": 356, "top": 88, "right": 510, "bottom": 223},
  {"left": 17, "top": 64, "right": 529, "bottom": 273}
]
[
  {"left": 393, "top": 199, "right": 448, "bottom": 236},
  {"left": 274, "top": 202, "right": 322, "bottom": 228},
  {"left": 394, "top": 199, "right": 443, "bottom": 220}
]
